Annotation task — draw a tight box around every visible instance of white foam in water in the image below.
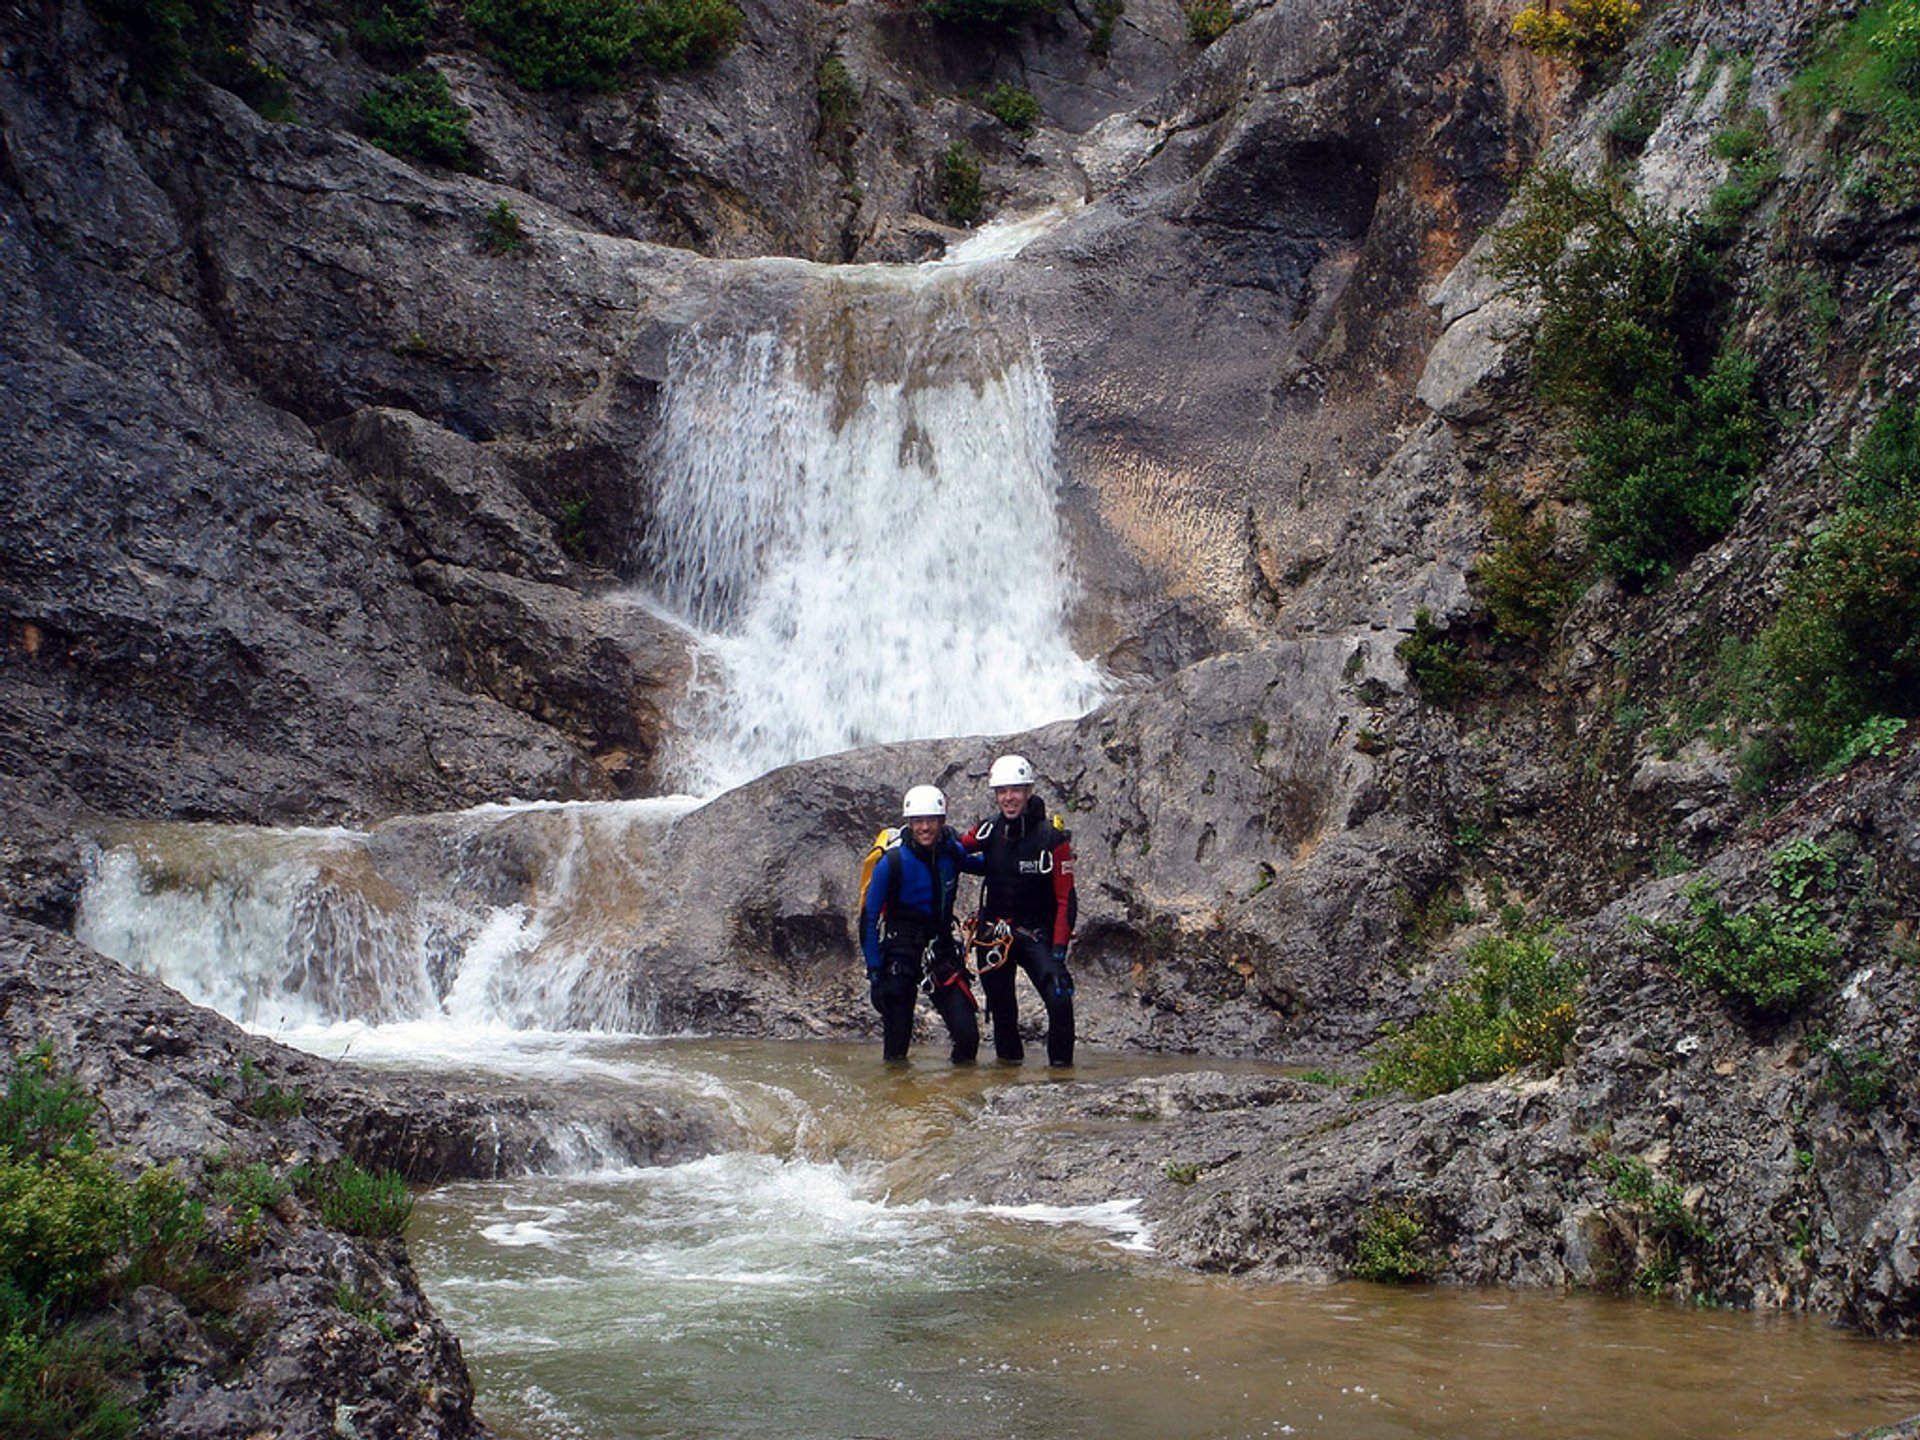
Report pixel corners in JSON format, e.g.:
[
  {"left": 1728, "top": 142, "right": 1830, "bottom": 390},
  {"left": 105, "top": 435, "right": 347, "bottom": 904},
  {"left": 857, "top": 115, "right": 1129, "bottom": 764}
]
[
  {"left": 636, "top": 259, "right": 1107, "bottom": 792},
  {"left": 982, "top": 1198, "right": 1156, "bottom": 1253},
  {"left": 73, "top": 798, "right": 699, "bottom": 1041}
]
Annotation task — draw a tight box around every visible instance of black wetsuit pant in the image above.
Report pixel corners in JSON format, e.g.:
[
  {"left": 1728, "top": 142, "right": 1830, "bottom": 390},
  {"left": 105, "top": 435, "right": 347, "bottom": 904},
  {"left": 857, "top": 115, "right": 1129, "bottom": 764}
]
[
  {"left": 979, "top": 927, "right": 1074, "bottom": 1067},
  {"left": 874, "top": 930, "right": 978, "bottom": 1064}
]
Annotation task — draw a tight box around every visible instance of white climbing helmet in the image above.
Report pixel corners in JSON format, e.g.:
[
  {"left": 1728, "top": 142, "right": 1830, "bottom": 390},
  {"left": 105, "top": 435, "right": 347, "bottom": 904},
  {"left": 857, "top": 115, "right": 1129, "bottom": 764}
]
[
  {"left": 987, "top": 754, "right": 1035, "bottom": 789},
  {"left": 902, "top": 784, "right": 947, "bottom": 819}
]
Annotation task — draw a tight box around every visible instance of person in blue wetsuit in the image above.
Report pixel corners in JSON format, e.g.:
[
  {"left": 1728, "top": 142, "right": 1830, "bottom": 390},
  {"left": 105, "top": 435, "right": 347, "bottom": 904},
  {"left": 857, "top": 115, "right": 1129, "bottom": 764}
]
[{"left": 861, "top": 784, "right": 984, "bottom": 1064}]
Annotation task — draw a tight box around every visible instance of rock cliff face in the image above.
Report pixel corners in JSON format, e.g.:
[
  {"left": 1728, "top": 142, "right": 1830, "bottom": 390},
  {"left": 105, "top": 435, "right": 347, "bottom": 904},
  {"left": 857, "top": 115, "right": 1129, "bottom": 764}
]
[{"left": 5, "top": 0, "right": 1920, "bottom": 1405}]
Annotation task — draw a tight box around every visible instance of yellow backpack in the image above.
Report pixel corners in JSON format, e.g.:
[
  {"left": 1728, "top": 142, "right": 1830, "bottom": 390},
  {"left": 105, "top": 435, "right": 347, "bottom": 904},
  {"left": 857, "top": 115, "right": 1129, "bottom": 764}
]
[{"left": 856, "top": 826, "right": 902, "bottom": 917}]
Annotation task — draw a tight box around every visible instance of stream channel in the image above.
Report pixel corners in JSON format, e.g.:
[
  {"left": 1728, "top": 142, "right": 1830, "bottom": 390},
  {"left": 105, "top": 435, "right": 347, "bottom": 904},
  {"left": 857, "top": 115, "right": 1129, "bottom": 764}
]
[{"left": 70, "top": 207, "right": 1920, "bottom": 1438}]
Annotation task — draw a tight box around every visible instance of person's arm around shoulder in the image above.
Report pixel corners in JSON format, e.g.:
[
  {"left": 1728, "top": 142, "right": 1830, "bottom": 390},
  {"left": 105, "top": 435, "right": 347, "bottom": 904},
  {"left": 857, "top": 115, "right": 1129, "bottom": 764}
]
[
  {"left": 947, "top": 828, "right": 986, "bottom": 874},
  {"left": 1050, "top": 831, "right": 1075, "bottom": 954}
]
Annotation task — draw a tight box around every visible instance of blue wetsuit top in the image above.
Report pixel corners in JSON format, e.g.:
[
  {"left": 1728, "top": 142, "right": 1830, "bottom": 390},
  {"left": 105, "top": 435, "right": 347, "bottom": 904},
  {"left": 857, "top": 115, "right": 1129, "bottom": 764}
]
[{"left": 860, "top": 831, "right": 984, "bottom": 973}]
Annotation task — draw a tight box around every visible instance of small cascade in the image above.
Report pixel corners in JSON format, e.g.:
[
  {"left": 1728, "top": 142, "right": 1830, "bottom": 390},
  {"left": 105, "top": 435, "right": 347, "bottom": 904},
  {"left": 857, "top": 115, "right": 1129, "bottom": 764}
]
[
  {"left": 635, "top": 218, "right": 1107, "bottom": 792},
  {"left": 74, "top": 799, "right": 699, "bottom": 1038}
]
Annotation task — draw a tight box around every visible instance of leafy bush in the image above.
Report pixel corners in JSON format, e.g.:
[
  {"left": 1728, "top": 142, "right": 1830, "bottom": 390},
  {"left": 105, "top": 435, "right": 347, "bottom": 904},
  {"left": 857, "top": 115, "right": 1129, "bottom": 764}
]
[
  {"left": 0, "top": 1315, "right": 138, "bottom": 1440},
  {"left": 0, "top": 1044, "right": 209, "bottom": 1440},
  {"left": 205, "top": 45, "right": 297, "bottom": 121},
  {"left": 1, "top": 1043, "right": 97, "bottom": 1161},
  {"left": 1488, "top": 167, "right": 1764, "bottom": 587},
  {"left": 1790, "top": 0, "right": 1920, "bottom": 200},
  {"left": 482, "top": 199, "right": 524, "bottom": 255},
  {"left": 1088, "top": 0, "right": 1124, "bottom": 54},
  {"left": 1397, "top": 606, "right": 1485, "bottom": 707},
  {"left": 922, "top": 0, "right": 1056, "bottom": 31},
  {"left": 1574, "top": 345, "right": 1767, "bottom": 587},
  {"left": 817, "top": 54, "right": 859, "bottom": 134},
  {"left": 1761, "top": 400, "right": 1920, "bottom": 766},
  {"left": 1511, "top": 0, "right": 1641, "bottom": 66},
  {"left": 87, "top": 0, "right": 225, "bottom": 88},
  {"left": 360, "top": 68, "right": 472, "bottom": 167},
  {"left": 466, "top": 0, "right": 640, "bottom": 89},
  {"left": 1650, "top": 876, "right": 1839, "bottom": 1021},
  {"left": 1592, "top": 1152, "right": 1713, "bottom": 1291},
  {"left": 1474, "top": 494, "right": 1580, "bottom": 649},
  {"left": 1363, "top": 929, "right": 1581, "bottom": 1098},
  {"left": 354, "top": 0, "right": 437, "bottom": 61},
  {"left": 1183, "top": 0, "right": 1232, "bottom": 45},
  {"left": 1812, "top": 1036, "right": 1892, "bottom": 1112},
  {"left": 633, "top": 0, "right": 743, "bottom": 72},
  {"left": 1352, "top": 1201, "right": 1431, "bottom": 1282},
  {"left": 296, "top": 1158, "right": 414, "bottom": 1239},
  {"left": 938, "top": 140, "right": 984, "bottom": 224},
  {"left": 0, "top": 1152, "right": 135, "bottom": 1304},
  {"left": 981, "top": 81, "right": 1040, "bottom": 134}
]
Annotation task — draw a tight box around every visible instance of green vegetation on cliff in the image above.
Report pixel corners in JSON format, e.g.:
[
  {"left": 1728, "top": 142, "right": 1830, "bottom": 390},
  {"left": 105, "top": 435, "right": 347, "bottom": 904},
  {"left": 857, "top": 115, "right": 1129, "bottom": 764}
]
[
  {"left": 463, "top": 0, "right": 740, "bottom": 88},
  {"left": 1, "top": 1044, "right": 203, "bottom": 1440},
  {"left": 1363, "top": 928, "right": 1581, "bottom": 1098},
  {"left": 361, "top": 68, "right": 473, "bottom": 167},
  {"left": 1489, "top": 167, "right": 1766, "bottom": 590},
  {"left": 1791, "top": 0, "right": 1920, "bottom": 200},
  {"left": 1762, "top": 401, "right": 1920, "bottom": 767}
]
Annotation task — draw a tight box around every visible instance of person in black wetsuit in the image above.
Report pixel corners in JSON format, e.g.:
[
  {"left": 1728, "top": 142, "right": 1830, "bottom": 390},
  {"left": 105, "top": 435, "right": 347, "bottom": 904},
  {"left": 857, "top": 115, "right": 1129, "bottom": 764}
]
[
  {"left": 860, "top": 785, "right": 984, "bottom": 1064},
  {"left": 958, "top": 754, "right": 1077, "bottom": 1067}
]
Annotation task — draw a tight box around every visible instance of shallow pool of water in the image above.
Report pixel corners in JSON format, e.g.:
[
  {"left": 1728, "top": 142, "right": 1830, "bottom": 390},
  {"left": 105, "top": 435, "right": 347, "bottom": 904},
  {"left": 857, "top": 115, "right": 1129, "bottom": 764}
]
[{"left": 405, "top": 1040, "right": 1920, "bottom": 1440}]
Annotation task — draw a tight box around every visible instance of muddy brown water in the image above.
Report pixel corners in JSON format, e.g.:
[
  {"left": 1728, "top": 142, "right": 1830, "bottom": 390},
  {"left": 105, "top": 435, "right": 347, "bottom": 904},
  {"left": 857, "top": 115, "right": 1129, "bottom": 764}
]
[{"left": 402, "top": 1040, "right": 1920, "bottom": 1440}]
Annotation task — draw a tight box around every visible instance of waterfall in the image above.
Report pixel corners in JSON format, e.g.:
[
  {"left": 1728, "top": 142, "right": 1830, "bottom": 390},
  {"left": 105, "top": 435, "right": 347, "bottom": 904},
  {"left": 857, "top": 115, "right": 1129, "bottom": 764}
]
[
  {"left": 74, "top": 799, "right": 698, "bottom": 1038},
  {"left": 74, "top": 213, "right": 1108, "bottom": 1040},
  {"left": 636, "top": 221, "right": 1107, "bottom": 792}
]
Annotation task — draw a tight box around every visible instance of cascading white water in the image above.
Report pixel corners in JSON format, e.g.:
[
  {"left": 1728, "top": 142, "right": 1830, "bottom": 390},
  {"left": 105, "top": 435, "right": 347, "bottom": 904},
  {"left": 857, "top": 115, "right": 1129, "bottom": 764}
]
[
  {"left": 74, "top": 798, "right": 699, "bottom": 1039},
  {"left": 636, "top": 222, "right": 1107, "bottom": 792}
]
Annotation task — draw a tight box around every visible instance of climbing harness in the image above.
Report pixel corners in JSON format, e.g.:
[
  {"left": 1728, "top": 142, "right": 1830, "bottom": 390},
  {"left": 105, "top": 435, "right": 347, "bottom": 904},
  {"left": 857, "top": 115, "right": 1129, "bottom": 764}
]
[{"left": 962, "top": 914, "right": 1014, "bottom": 976}]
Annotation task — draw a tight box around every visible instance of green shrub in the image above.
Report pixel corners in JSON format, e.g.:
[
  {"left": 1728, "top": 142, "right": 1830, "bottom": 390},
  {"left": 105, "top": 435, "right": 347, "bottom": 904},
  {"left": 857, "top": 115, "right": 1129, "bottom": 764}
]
[
  {"left": 354, "top": 0, "right": 437, "bottom": 61},
  {"left": 0, "top": 1049, "right": 211, "bottom": 1440},
  {"left": 1397, "top": 606, "right": 1485, "bottom": 707},
  {"left": 1812, "top": 1036, "right": 1892, "bottom": 1112},
  {"left": 922, "top": 0, "right": 1055, "bottom": 31},
  {"left": 1, "top": 1044, "right": 97, "bottom": 1162},
  {"left": 1573, "top": 345, "right": 1766, "bottom": 587},
  {"left": 1592, "top": 1151, "right": 1712, "bottom": 1291},
  {"left": 465, "top": 0, "right": 640, "bottom": 89},
  {"left": 296, "top": 1159, "right": 413, "bottom": 1239},
  {"left": 482, "top": 199, "right": 524, "bottom": 255},
  {"left": 87, "top": 0, "right": 226, "bottom": 89},
  {"left": 1651, "top": 878, "right": 1838, "bottom": 1020},
  {"left": 981, "top": 81, "right": 1040, "bottom": 135},
  {"left": 817, "top": 54, "right": 859, "bottom": 135},
  {"left": 1088, "top": 0, "right": 1123, "bottom": 54},
  {"left": 633, "top": 0, "right": 743, "bottom": 72},
  {"left": 0, "top": 1153, "right": 133, "bottom": 1305},
  {"left": 1363, "top": 929, "right": 1581, "bottom": 1098},
  {"left": 1183, "top": 0, "right": 1232, "bottom": 45},
  {"left": 1489, "top": 168, "right": 1764, "bottom": 587},
  {"left": 1352, "top": 1201, "right": 1431, "bottom": 1282},
  {"left": 0, "top": 1316, "right": 139, "bottom": 1440},
  {"left": 938, "top": 140, "right": 984, "bottom": 224},
  {"left": 1790, "top": 0, "right": 1920, "bottom": 200},
  {"left": 1606, "top": 87, "right": 1665, "bottom": 159},
  {"left": 1474, "top": 493, "right": 1580, "bottom": 649},
  {"left": 207, "top": 1154, "right": 290, "bottom": 1213},
  {"left": 205, "top": 45, "right": 297, "bottom": 121},
  {"left": 1511, "top": 0, "right": 1641, "bottom": 67},
  {"left": 360, "top": 68, "right": 472, "bottom": 167},
  {"left": 1761, "top": 400, "right": 1920, "bottom": 765}
]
